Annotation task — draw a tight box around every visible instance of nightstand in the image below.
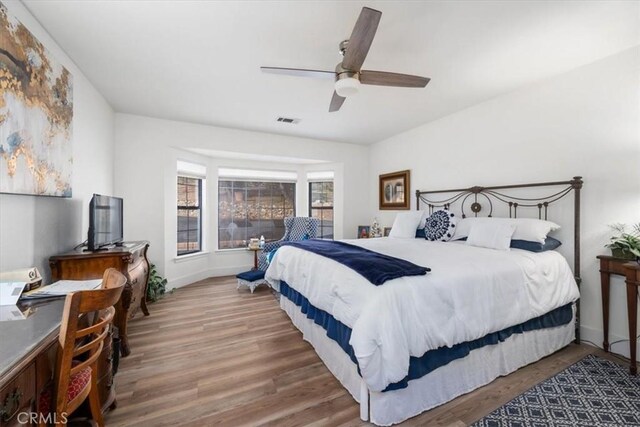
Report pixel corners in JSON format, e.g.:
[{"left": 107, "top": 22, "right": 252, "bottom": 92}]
[
  {"left": 597, "top": 255, "right": 640, "bottom": 375},
  {"left": 247, "top": 247, "right": 260, "bottom": 270}
]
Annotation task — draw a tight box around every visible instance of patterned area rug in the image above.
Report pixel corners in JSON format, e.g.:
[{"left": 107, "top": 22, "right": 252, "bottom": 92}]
[{"left": 472, "top": 354, "right": 640, "bottom": 427}]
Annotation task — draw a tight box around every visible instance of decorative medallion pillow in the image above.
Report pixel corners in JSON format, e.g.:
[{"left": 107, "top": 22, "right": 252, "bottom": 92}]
[{"left": 424, "top": 210, "right": 457, "bottom": 241}]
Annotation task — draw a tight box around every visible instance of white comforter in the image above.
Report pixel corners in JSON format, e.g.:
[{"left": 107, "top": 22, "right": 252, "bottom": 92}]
[{"left": 265, "top": 238, "right": 579, "bottom": 392}]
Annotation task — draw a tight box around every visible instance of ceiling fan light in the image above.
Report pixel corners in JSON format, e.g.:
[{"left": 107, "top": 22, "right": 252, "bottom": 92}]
[{"left": 334, "top": 77, "right": 361, "bottom": 97}]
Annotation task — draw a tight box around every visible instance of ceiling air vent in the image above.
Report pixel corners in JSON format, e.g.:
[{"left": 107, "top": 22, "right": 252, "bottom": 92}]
[{"left": 276, "top": 117, "right": 300, "bottom": 124}]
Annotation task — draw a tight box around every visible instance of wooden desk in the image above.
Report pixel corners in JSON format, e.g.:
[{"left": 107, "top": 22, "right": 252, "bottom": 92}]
[
  {"left": 0, "top": 299, "right": 116, "bottom": 426},
  {"left": 0, "top": 300, "right": 62, "bottom": 426},
  {"left": 597, "top": 255, "right": 640, "bottom": 375}
]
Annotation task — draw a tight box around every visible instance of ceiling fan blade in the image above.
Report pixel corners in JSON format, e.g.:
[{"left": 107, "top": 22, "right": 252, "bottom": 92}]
[
  {"left": 341, "top": 7, "right": 382, "bottom": 72},
  {"left": 360, "top": 70, "right": 430, "bottom": 88},
  {"left": 329, "top": 91, "right": 346, "bottom": 112},
  {"left": 260, "top": 66, "right": 336, "bottom": 80}
]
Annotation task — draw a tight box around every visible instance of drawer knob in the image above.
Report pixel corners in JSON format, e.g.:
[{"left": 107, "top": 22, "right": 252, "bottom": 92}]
[
  {"left": 0, "top": 388, "right": 23, "bottom": 422},
  {"left": 131, "top": 278, "right": 138, "bottom": 285}
]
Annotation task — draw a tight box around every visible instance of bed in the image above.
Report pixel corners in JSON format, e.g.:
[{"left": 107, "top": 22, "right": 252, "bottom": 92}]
[{"left": 265, "top": 177, "right": 584, "bottom": 426}]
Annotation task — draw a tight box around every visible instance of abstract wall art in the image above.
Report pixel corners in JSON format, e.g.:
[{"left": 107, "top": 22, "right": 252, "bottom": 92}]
[{"left": 0, "top": 2, "right": 73, "bottom": 197}]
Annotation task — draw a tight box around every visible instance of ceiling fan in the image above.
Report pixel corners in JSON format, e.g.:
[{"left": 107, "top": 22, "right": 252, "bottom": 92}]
[{"left": 261, "top": 7, "right": 430, "bottom": 112}]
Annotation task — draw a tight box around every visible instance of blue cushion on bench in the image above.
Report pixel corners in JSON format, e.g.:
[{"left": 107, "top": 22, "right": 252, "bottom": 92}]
[{"left": 236, "top": 270, "right": 266, "bottom": 282}]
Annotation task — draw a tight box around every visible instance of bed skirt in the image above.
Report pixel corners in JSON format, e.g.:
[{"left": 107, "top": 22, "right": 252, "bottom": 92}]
[{"left": 280, "top": 297, "right": 575, "bottom": 426}]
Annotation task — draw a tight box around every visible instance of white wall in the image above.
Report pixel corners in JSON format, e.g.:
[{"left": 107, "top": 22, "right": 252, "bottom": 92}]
[
  {"left": 369, "top": 47, "right": 640, "bottom": 360},
  {"left": 0, "top": 1, "right": 115, "bottom": 283},
  {"left": 114, "top": 113, "right": 369, "bottom": 288}
]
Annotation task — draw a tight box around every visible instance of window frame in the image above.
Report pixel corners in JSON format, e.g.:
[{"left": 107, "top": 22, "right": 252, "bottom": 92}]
[
  {"left": 177, "top": 175, "right": 203, "bottom": 256},
  {"left": 308, "top": 180, "right": 334, "bottom": 240}
]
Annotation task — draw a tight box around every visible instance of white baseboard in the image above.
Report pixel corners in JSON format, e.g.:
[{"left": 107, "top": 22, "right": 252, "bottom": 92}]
[
  {"left": 166, "top": 264, "right": 251, "bottom": 290},
  {"left": 580, "top": 324, "right": 640, "bottom": 362}
]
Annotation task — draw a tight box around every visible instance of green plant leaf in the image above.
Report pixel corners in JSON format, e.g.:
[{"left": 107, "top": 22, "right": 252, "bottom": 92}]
[
  {"left": 607, "top": 222, "right": 640, "bottom": 253},
  {"left": 146, "top": 262, "right": 169, "bottom": 303}
]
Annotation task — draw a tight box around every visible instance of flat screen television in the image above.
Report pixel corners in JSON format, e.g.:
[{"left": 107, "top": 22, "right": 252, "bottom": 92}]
[{"left": 88, "top": 194, "right": 124, "bottom": 251}]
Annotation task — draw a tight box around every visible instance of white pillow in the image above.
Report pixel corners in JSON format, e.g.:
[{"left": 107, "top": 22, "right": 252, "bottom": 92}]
[
  {"left": 466, "top": 222, "right": 516, "bottom": 251},
  {"left": 452, "top": 217, "right": 560, "bottom": 244},
  {"left": 418, "top": 210, "right": 429, "bottom": 229},
  {"left": 389, "top": 211, "right": 424, "bottom": 239}
]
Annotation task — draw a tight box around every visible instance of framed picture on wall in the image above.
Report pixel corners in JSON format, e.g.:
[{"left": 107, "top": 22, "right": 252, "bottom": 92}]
[
  {"left": 357, "top": 225, "right": 370, "bottom": 239},
  {"left": 379, "top": 170, "right": 410, "bottom": 210},
  {"left": 383, "top": 227, "right": 392, "bottom": 237}
]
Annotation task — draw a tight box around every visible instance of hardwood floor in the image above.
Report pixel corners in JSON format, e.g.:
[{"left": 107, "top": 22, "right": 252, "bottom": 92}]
[{"left": 105, "top": 276, "right": 614, "bottom": 427}]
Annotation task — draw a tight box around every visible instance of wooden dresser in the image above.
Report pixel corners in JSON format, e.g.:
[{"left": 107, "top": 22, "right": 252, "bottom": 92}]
[{"left": 49, "top": 241, "right": 150, "bottom": 357}]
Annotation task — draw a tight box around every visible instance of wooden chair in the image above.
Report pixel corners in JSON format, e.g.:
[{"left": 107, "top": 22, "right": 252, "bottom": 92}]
[{"left": 39, "top": 268, "right": 126, "bottom": 426}]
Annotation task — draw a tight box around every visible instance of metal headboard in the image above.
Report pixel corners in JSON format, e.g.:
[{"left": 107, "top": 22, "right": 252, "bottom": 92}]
[{"left": 416, "top": 176, "right": 583, "bottom": 342}]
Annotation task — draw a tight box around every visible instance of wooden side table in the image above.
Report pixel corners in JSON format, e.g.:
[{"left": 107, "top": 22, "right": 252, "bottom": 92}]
[
  {"left": 247, "top": 247, "right": 260, "bottom": 270},
  {"left": 625, "top": 261, "right": 640, "bottom": 375},
  {"left": 597, "top": 255, "right": 640, "bottom": 375}
]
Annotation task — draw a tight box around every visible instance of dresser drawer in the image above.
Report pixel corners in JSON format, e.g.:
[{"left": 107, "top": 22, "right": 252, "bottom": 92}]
[
  {"left": 97, "top": 370, "right": 114, "bottom": 412},
  {"left": 126, "top": 261, "right": 147, "bottom": 289},
  {"left": 0, "top": 364, "right": 36, "bottom": 427},
  {"left": 127, "top": 262, "right": 147, "bottom": 319},
  {"left": 127, "top": 247, "right": 148, "bottom": 272},
  {"left": 97, "top": 330, "right": 114, "bottom": 380}
]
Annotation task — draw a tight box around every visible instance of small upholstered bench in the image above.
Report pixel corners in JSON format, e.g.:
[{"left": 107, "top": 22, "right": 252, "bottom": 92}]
[{"left": 236, "top": 269, "right": 268, "bottom": 293}]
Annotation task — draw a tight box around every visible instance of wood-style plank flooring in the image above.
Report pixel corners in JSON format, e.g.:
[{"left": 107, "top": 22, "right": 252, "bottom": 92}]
[{"left": 105, "top": 276, "right": 617, "bottom": 427}]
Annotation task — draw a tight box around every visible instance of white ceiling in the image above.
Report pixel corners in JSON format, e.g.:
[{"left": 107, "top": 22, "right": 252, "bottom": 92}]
[{"left": 23, "top": 0, "right": 639, "bottom": 145}]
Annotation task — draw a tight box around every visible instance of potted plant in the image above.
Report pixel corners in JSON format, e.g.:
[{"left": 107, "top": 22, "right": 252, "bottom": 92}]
[
  {"left": 146, "top": 263, "right": 169, "bottom": 302},
  {"left": 606, "top": 223, "right": 640, "bottom": 261}
]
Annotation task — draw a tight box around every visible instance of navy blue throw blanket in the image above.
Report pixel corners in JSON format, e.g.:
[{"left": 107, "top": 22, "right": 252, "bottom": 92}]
[
  {"left": 282, "top": 239, "right": 430, "bottom": 286},
  {"left": 279, "top": 281, "right": 574, "bottom": 392}
]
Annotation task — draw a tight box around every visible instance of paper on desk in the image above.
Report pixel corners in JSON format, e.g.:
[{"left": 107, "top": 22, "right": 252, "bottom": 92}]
[
  {"left": 0, "top": 305, "right": 33, "bottom": 321},
  {"left": 0, "top": 282, "right": 26, "bottom": 306},
  {"left": 23, "top": 279, "right": 102, "bottom": 298}
]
